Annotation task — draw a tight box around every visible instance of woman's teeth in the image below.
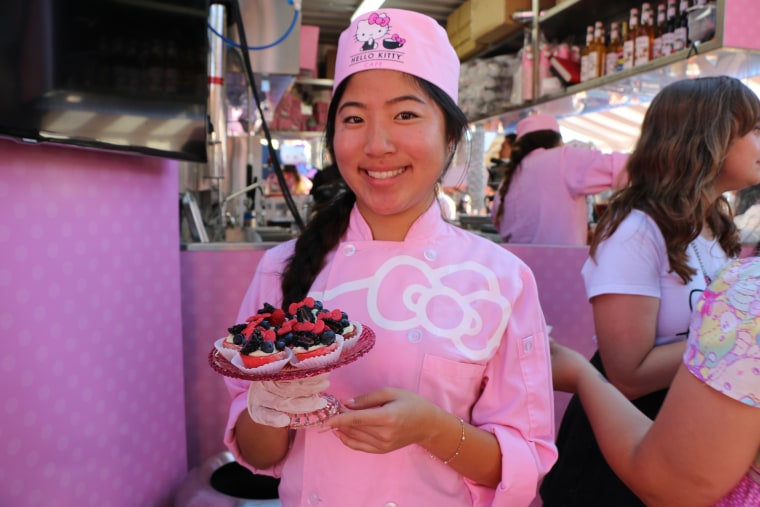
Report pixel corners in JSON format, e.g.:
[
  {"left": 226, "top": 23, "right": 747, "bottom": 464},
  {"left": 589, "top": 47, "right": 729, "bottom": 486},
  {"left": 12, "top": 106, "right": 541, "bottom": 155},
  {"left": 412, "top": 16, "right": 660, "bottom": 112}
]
[{"left": 367, "top": 167, "right": 406, "bottom": 179}]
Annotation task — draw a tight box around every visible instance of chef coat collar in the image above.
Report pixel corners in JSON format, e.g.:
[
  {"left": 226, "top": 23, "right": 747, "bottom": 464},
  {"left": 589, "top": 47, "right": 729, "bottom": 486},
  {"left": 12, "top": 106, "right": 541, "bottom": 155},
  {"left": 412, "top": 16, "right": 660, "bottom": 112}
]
[{"left": 345, "top": 202, "right": 445, "bottom": 242}]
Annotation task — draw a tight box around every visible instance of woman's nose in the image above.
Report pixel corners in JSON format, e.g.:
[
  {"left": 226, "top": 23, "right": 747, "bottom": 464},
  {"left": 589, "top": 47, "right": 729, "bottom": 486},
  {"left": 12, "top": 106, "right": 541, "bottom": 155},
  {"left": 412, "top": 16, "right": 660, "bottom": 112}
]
[{"left": 364, "top": 119, "right": 394, "bottom": 156}]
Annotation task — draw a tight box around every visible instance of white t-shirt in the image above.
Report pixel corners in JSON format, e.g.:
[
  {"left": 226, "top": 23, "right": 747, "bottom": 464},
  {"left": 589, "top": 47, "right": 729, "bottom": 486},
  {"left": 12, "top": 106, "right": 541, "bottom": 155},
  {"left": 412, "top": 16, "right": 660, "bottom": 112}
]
[{"left": 582, "top": 210, "right": 729, "bottom": 345}]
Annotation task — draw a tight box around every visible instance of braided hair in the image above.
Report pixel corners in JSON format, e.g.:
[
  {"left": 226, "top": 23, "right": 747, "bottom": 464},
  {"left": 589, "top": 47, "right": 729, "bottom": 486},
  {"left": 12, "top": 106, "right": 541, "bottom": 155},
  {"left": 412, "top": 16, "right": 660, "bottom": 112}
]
[{"left": 492, "top": 130, "right": 562, "bottom": 228}]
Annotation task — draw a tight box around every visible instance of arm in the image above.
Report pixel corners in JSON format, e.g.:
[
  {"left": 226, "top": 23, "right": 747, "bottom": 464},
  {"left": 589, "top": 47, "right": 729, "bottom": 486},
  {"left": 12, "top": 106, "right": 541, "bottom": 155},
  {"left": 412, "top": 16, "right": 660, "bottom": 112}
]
[
  {"left": 561, "top": 147, "right": 629, "bottom": 196},
  {"left": 592, "top": 293, "right": 686, "bottom": 399},
  {"left": 552, "top": 340, "right": 760, "bottom": 507},
  {"left": 326, "top": 388, "right": 503, "bottom": 487},
  {"left": 234, "top": 410, "right": 291, "bottom": 468}
]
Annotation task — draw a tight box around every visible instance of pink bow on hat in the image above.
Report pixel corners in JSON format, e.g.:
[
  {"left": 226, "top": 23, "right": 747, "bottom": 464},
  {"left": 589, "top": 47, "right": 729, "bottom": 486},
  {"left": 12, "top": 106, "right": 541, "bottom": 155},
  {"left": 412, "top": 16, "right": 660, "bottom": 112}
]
[
  {"left": 368, "top": 12, "right": 390, "bottom": 27},
  {"left": 392, "top": 33, "right": 405, "bottom": 45}
]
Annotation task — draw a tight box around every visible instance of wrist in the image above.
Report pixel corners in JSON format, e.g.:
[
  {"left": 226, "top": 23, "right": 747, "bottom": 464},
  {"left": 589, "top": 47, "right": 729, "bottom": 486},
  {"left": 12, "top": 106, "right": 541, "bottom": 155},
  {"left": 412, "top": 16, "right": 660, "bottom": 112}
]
[{"left": 426, "top": 410, "right": 467, "bottom": 466}]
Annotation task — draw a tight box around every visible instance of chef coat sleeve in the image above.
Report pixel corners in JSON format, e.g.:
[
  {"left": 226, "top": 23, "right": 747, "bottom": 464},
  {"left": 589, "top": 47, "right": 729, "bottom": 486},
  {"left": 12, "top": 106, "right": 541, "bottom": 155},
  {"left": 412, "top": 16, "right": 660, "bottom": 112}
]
[
  {"left": 560, "top": 146, "right": 629, "bottom": 197},
  {"left": 465, "top": 260, "right": 558, "bottom": 507}
]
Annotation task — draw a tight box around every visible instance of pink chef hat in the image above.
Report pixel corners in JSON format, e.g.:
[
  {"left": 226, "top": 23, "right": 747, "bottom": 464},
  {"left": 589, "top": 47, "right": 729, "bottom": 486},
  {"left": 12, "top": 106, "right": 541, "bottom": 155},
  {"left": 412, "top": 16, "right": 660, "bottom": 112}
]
[
  {"left": 515, "top": 113, "right": 561, "bottom": 140},
  {"left": 332, "top": 9, "right": 459, "bottom": 103}
]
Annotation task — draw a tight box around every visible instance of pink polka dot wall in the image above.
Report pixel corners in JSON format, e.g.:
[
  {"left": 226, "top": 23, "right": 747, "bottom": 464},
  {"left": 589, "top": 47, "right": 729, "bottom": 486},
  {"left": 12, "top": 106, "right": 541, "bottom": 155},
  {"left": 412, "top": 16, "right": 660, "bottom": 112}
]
[{"left": 0, "top": 138, "right": 186, "bottom": 507}]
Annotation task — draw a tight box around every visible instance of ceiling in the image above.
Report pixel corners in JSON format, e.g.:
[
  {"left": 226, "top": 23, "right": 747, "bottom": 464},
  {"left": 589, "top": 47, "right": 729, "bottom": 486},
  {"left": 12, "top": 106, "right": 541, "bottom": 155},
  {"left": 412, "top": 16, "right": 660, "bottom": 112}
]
[{"left": 300, "top": 0, "right": 467, "bottom": 47}]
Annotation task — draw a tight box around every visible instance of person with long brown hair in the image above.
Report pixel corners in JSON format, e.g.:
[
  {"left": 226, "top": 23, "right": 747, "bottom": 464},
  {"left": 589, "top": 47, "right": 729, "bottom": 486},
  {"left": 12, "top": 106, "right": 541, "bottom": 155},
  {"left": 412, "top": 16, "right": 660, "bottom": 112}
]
[
  {"left": 541, "top": 75, "right": 760, "bottom": 506},
  {"left": 491, "top": 113, "right": 628, "bottom": 245},
  {"left": 222, "top": 9, "right": 556, "bottom": 506}
]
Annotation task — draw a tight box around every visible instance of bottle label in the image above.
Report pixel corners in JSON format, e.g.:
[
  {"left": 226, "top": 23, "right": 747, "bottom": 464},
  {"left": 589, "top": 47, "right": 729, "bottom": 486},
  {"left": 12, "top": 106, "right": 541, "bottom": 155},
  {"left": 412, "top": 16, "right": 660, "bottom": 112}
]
[
  {"left": 652, "top": 37, "right": 663, "bottom": 59},
  {"left": 634, "top": 36, "right": 651, "bottom": 66},
  {"left": 673, "top": 27, "right": 687, "bottom": 51},
  {"left": 623, "top": 40, "right": 635, "bottom": 69},
  {"left": 605, "top": 52, "right": 618, "bottom": 75},
  {"left": 661, "top": 32, "right": 675, "bottom": 56},
  {"left": 580, "top": 54, "right": 589, "bottom": 82},
  {"left": 586, "top": 50, "right": 599, "bottom": 80}
]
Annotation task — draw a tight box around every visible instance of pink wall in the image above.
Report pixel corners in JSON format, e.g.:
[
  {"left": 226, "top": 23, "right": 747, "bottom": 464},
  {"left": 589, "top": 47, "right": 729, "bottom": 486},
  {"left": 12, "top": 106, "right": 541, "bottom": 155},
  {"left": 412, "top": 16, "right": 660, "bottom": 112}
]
[
  {"left": 0, "top": 138, "right": 187, "bottom": 507},
  {"left": 723, "top": 0, "right": 760, "bottom": 50},
  {"left": 180, "top": 244, "right": 596, "bottom": 470},
  {"left": 179, "top": 249, "right": 266, "bottom": 469}
]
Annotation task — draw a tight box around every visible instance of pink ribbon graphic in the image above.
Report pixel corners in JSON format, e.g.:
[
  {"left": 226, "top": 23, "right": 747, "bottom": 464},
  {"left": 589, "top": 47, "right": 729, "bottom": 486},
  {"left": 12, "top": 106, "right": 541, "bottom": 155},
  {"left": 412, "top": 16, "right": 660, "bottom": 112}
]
[
  {"left": 368, "top": 12, "right": 390, "bottom": 27},
  {"left": 392, "top": 33, "right": 405, "bottom": 45}
]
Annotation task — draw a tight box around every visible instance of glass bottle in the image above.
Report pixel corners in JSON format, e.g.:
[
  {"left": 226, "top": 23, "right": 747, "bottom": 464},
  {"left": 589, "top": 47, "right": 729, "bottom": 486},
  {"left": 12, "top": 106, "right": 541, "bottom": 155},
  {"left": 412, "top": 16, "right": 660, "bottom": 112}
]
[
  {"left": 623, "top": 8, "right": 638, "bottom": 70},
  {"left": 580, "top": 25, "right": 594, "bottom": 82},
  {"left": 605, "top": 22, "right": 621, "bottom": 76},
  {"left": 652, "top": 3, "right": 666, "bottom": 59},
  {"left": 588, "top": 21, "right": 605, "bottom": 80},
  {"left": 673, "top": 0, "right": 690, "bottom": 52},
  {"left": 661, "top": 0, "right": 677, "bottom": 57},
  {"left": 635, "top": 3, "right": 653, "bottom": 66}
]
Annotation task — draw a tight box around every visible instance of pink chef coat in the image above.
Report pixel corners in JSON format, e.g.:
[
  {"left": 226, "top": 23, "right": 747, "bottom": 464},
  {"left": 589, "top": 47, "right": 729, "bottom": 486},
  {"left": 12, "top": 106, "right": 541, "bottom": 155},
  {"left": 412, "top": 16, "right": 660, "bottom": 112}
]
[
  {"left": 224, "top": 203, "right": 557, "bottom": 507},
  {"left": 493, "top": 146, "right": 628, "bottom": 245}
]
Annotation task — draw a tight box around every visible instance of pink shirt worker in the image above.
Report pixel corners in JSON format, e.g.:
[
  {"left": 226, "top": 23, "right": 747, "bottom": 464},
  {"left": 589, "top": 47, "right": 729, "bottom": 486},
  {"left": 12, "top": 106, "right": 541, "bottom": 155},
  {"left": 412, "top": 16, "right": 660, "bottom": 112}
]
[
  {"left": 223, "top": 8, "right": 556, "bottom": 506},
  {"left": 224, "top": 205, "right": 556, "bottom": 506},
  {"left": 492, "top": 114, "right": 629, "bottom": 245}
]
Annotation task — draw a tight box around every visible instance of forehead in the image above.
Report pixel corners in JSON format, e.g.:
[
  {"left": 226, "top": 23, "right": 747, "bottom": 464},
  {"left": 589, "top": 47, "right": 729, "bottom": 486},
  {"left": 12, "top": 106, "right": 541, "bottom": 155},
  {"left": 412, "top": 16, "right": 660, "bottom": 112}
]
[{"left": 341, "top": 69, "right": 427, "bottom": 99}]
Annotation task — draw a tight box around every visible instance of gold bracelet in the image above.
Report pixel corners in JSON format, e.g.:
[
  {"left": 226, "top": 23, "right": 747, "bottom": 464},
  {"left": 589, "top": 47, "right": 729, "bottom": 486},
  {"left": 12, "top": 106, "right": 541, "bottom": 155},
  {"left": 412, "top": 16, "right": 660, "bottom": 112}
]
[{"left": 442, "top": 417, "right": 466, "bottom": 465}]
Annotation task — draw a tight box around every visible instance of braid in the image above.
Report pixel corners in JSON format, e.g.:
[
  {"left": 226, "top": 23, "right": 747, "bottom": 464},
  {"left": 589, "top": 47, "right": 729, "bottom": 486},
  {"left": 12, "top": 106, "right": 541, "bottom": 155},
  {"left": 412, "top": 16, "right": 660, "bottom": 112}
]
[
  {"left": 280, "top": 189, "right": 355, "bottom": 307},
  {"left": 493, "top": 130, "right": 562, "bottom": 226}
]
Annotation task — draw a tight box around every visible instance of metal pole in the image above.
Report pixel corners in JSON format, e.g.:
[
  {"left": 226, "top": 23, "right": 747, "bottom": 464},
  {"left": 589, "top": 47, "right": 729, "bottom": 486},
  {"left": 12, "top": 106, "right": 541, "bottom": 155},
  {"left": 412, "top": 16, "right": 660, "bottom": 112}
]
[
  {"left": 207, "top": 3, "right": 228, "bottom": 181},
  {"left": 531, "top": 0, "right": 540, "bottom": 101}
]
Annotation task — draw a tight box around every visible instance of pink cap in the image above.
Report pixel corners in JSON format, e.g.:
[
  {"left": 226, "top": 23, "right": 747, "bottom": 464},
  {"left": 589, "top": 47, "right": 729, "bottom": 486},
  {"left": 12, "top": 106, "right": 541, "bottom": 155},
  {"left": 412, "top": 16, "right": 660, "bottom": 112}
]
[
  {"left": 332, "top": 9, "right": 459, "bottom": 103},
  {"left": 515, "top": 114, "right": 561, "bottom": 140}
]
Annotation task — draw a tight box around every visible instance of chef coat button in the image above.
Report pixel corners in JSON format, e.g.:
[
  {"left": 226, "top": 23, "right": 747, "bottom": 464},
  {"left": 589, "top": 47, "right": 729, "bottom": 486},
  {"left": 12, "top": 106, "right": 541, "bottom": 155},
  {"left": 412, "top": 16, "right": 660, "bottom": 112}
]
[
  {"left": 307, "top": 492, "right": 321, "bottom": 504},
  {"left": 423, "top": 248, "right": 437, "bottom": 261},
  {"left": 342, "top": 244, "right": 356, "bottom": 256},
  {"left": 407, "top": 329, "right": 422, "bottom": 343},
  {"left": 384, "top": 502, "right": 399, "bottom": 507}
]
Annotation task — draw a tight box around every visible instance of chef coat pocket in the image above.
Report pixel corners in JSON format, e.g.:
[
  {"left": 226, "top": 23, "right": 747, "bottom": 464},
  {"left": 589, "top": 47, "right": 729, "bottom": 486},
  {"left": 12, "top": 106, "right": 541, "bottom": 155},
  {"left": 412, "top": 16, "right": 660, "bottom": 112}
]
[{"left": 418, "top": 354, "right": 486, "bottom": 416}]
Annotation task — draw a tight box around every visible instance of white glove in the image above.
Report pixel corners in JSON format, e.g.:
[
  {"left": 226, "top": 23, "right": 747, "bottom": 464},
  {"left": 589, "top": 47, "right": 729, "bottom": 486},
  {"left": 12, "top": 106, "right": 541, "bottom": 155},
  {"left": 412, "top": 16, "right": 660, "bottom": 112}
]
[{"left": 247, "top": 374, "right": 331, "bottom": 428}]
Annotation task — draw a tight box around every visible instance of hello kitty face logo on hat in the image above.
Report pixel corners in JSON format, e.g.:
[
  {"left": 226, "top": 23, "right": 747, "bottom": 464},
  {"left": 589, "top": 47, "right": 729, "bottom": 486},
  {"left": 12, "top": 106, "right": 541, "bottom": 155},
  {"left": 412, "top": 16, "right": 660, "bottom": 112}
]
[{"left": 353, "top": 11, "right": 406, "bottom": 52}]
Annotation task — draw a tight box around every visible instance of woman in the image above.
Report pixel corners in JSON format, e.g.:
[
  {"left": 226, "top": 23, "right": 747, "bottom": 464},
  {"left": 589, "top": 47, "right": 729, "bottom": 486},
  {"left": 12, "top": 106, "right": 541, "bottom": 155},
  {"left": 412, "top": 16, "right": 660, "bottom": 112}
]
[
  {"left": 541, "top": 75, "right": 760, "bottom": 506},
  {"left": 550, "top": 256, "right": 760, "bottom": 507},
  {"left": 491, "top": 113, "right": 628, "bottom": 245},
  {"left": 222, "top": 9, "right": 556, "bottom": 507}
]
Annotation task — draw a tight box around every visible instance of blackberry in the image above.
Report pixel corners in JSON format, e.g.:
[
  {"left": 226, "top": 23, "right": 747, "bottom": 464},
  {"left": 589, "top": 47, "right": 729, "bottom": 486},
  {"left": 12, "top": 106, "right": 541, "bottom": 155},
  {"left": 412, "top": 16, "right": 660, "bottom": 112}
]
[
  {"left": 259, "top": 303, "right": 276, "bottom": 314},
  {"left": 228, "top": 323, "right": 247, "bottom": 334}
]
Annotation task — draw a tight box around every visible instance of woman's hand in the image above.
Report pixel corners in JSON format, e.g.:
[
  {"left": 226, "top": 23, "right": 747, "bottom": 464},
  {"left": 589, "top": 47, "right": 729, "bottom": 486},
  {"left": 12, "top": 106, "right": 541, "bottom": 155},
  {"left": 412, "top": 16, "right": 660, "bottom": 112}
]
[
  {"left": 550, "top": 339, "right": 594, "bottom": 393},
  {"left": 323, "top": 387, "right": 441, "bottom": 454}
]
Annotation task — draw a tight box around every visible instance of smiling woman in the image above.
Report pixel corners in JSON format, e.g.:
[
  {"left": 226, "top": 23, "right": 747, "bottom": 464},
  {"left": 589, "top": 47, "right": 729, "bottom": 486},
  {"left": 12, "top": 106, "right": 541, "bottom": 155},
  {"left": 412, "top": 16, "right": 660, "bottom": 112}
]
[{"left": 222, "top": 9, "right": 557, "bottom": 507}]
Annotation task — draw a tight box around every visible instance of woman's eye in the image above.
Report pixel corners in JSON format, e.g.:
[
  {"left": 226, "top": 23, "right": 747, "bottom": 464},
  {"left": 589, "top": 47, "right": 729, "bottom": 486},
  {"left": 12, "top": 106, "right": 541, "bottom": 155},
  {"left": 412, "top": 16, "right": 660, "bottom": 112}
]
[
  {"left": 342, "top": 115, "right": 363, "bottom": 124},
  {"left": 397, "top": 111, "right": 418, "bottom": 120}
]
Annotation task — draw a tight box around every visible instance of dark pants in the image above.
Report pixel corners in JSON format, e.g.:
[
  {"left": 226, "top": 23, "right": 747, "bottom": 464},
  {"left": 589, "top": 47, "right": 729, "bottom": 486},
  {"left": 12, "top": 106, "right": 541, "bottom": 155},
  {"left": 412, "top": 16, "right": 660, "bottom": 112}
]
[{"left": 540, "top": 351, "right": 668, "bottom": 507}]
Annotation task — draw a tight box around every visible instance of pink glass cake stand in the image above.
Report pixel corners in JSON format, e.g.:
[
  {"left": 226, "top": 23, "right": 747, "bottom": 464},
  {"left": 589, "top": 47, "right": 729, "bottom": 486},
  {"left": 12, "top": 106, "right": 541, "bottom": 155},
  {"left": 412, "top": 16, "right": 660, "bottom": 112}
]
[{"left": 209, "top": 324, "right": 375, "bottom": 428}]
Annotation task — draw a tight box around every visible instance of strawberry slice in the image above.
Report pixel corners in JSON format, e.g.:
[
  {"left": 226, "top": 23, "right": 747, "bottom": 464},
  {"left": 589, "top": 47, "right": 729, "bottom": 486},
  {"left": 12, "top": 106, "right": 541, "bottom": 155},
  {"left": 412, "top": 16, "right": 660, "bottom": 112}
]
[{"left": 269, "top": 308, "right": 286, "bottom": 326}]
